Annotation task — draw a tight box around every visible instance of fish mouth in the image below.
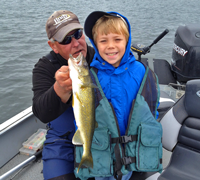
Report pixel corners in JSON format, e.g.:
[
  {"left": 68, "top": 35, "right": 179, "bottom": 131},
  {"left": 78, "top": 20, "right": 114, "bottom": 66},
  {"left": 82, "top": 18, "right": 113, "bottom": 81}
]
[{"left": 69, "top": 53, "right": 83, "bottom": 67}]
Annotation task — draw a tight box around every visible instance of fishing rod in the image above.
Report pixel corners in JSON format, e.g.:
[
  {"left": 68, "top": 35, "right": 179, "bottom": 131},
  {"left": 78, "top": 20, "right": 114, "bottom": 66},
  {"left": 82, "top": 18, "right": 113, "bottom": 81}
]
[
  {"left": 131, "top": 29, "right": 169, "bottom": 61},
  {"left": 0, "top": 150, "right": 42, "bottom": 180}
]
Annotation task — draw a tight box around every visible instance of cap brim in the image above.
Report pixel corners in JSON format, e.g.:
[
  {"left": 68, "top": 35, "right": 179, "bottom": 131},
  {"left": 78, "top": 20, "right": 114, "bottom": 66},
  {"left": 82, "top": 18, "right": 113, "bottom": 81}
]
[
  {"left": 84, "top": 11, "right": 112, "bottom": 40},
  {"left": 53, "top": 23, "right": 83, "bottom": 42}
]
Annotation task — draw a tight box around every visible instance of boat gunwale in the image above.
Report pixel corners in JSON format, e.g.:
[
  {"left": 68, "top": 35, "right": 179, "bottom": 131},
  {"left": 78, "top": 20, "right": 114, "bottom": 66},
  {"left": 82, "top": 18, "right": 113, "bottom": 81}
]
[{"left": 0, "top": 106, "right": 33, "bottom": 135}]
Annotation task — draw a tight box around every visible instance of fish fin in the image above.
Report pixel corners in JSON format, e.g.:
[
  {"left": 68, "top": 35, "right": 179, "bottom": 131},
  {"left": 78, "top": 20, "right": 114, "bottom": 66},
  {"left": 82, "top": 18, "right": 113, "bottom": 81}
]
[
  {"left": 72, "top": 95, "right": 74, "bottom": 107},
  {"left": 90, "top": 83, "right": 98, "bottom": 89},
  {"left": 80, "top": 82, "right": 98, "bottom": 89},
  {"left": 75, "top": 92, "right": 84, "bottom": 107},
  {"left": 95, "top": 121, "right": 98, "bottom": 128},
  {"left": 72, "top": 129, "right": 84, "bottom": 145},
  {"left": 77, "top": 152, "right": 93, "bottom": 173}
]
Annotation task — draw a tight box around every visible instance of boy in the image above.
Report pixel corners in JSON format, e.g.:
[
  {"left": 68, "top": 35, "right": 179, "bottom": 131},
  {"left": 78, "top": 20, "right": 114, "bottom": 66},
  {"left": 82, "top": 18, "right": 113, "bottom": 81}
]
[{"left": 74, "top": 11, "right": 162, "bottom": 180}]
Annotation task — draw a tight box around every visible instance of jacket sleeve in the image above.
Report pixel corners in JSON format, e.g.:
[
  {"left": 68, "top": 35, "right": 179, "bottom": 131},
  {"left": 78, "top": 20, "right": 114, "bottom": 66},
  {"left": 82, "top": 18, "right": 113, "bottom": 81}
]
[
  {"left": 32, "top": 57, "right": 71, "bottom": 123},
  {"left": 32, "top": 46, "right": 94, "bottom": 123}
]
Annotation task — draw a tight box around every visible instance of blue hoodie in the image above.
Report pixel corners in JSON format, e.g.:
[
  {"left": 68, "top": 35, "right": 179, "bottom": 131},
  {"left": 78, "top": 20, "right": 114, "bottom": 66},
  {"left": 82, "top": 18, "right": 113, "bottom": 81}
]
[{"left": 88, "top": 12, "right": 146, "bottom": 136}]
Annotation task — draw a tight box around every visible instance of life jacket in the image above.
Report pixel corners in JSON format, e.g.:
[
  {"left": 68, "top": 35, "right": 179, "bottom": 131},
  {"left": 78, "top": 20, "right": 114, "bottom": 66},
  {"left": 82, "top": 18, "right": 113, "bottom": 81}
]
[{"left": 74, "top": 65, "right": 162, "bottom": 180}]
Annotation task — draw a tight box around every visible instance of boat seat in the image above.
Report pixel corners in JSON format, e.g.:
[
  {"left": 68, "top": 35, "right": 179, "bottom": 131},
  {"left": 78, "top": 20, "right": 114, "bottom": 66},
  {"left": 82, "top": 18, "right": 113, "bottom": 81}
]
[
  {"left": 141, "top": 58, "right": 177, "bottom": 85},
  {"left": 158, "top": 90, "right": 175, "bottom": 121},
  {"left": 158, "top": 79, "right": 200, "bottom": 180}
]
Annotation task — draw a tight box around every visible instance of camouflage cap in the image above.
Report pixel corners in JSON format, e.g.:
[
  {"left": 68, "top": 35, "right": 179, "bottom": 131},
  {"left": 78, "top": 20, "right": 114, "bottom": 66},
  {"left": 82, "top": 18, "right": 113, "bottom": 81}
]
[{"left": 46, "top": 10, "right": 83, "bottom": 42}]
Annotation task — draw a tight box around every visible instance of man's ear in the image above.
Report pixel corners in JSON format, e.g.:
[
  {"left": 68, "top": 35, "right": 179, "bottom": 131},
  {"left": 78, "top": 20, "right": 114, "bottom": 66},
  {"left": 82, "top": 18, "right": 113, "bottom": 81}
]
[{"left": 48, "top": 40, "right": 59, "bottom": 54}]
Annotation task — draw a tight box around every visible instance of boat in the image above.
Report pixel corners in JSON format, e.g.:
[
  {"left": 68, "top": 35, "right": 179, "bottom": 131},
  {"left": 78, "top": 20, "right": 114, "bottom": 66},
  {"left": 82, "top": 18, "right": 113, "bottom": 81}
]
[
  {"left": 1, "top": 23, "right": 200, "bottom": 180},
  {"left": 130, "top": 23, "right": 200, "bottom": 180},
  {"left": 0, "top": 107, "right": 45, "bottom": 179},
  {"left": 131, "top": 23, "right": 200, "bottom": 120}
]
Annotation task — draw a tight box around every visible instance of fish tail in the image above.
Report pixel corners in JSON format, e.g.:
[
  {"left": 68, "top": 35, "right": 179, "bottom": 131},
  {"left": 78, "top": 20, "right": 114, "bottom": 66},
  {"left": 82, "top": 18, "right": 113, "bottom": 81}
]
[{"left": 77, "top": 152, "right": 93, "bottom": 173}]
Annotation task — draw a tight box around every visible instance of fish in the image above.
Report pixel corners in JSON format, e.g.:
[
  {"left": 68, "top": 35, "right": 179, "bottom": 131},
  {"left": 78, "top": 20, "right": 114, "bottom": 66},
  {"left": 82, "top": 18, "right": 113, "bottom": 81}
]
[{"left": 68, "top": 52, "right": 98, "bottom": 173}]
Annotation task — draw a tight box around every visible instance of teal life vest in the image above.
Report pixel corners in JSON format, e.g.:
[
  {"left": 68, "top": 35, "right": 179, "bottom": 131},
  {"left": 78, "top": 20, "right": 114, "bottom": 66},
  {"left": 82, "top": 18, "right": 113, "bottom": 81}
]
[{"left": 74, "top": 65, "right": 162, "bottom": 180}]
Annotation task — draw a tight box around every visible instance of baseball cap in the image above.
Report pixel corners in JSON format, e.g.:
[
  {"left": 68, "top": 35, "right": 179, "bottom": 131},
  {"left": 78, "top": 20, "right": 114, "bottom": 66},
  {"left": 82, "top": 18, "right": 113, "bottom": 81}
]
[
  {"left": 84, "top": 11, "right": 128, "bottom": 40},
  {"left": 46, "top": 10, "right": 83, "bottom": 42}
]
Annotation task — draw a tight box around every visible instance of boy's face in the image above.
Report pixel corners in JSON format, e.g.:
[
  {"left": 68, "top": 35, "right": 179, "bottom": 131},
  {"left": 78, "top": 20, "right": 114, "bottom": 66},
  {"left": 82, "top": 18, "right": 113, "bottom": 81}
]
[{"left": 96, "top": 32, "right": 126, "bottom": 67}]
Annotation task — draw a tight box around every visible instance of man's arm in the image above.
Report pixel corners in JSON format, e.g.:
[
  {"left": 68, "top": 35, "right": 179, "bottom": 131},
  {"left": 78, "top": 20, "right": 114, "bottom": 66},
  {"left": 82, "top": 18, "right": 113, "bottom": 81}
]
[
  {"left": 32, "top": 46, "right": 95, "bottom": 123},
  {"left": 32, "top": 58, "right": 71, "bottom": 123}
]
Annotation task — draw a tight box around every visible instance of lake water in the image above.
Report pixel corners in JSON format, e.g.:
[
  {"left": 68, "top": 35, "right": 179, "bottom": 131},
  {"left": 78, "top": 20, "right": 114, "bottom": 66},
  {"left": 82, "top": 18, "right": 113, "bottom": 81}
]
[{"left": 0, "top": 0, "right": 199, "bottom": 124}]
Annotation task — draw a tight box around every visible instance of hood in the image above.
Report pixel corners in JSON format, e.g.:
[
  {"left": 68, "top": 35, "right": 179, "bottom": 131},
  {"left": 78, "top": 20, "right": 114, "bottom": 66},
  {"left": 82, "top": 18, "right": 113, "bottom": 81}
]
[{"left": 85, "top": 11, "right": 135, "bottom": 74}]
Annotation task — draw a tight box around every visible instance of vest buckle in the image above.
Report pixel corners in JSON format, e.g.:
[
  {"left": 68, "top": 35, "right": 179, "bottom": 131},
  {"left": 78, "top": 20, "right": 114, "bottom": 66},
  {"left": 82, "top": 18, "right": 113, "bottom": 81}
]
[
  {"left": 121, "top": 157, "right": 133, "bottom": 165},
  {"left": 120, "top": 135, "right": 132, "bottom": 143}
]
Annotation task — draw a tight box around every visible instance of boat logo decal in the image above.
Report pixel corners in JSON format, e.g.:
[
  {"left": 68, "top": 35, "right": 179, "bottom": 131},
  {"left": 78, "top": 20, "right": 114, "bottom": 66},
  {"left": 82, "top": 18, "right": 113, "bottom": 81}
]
[
  {"left": 197, "top": 90, "right": 200, "bottom": 97},
  {"left": 173, "top": 43, "right": 188, "bottom": 57}
]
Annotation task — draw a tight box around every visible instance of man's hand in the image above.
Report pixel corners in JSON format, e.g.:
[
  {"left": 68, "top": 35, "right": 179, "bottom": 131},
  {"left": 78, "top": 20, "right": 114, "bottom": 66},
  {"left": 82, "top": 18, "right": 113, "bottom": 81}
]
[{"left": 54, "top": 65, "right": 72, "bottom": 103}]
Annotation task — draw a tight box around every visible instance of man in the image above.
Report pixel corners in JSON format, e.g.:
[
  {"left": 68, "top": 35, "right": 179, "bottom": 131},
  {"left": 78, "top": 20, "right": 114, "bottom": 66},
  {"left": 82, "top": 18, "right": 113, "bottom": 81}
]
[{"left": 32, "top": 10, "right": 95, "bottom": 180}]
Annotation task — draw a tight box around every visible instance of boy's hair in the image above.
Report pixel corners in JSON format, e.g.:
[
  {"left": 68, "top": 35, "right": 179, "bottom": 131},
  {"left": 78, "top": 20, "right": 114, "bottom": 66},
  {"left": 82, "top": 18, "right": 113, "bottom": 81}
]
[{"left": 92, "top": 15, "right": 129, "bottom": 44}]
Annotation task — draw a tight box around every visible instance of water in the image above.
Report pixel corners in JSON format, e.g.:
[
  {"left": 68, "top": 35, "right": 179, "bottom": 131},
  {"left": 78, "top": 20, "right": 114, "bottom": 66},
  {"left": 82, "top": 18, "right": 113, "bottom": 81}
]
[{"left": 0, "top": 0, "right": 199, "bottom": 124}]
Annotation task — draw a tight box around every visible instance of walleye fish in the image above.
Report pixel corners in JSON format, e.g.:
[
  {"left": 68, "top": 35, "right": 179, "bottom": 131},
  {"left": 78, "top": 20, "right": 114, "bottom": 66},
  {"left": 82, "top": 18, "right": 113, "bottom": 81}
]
[{"left": 68, "top": 52, "right": 98, "bottom": 173}]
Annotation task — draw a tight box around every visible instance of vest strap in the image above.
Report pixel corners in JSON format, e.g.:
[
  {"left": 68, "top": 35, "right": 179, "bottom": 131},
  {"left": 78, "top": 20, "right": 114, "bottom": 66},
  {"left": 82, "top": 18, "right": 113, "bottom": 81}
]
[
  {"left": 114, "top": 142, "right": 123, "bottom": 180},
  {"left": 121, "top": 157, "right": 162, "bottom": 166},
  {"left": 45, "top": 53, "right": 61, "bottom": 69},
  {"left": 74, "top": 162, "right": 87, "bottom": 169},
  {"left": 111, "top": 135, "right": 138, "bottom": 144},
  {"left": 160, "top": 158, "right": 162, "bottom": 164},
  {"left": 121, "top": 156, "right": 136, "bottom": 165}
]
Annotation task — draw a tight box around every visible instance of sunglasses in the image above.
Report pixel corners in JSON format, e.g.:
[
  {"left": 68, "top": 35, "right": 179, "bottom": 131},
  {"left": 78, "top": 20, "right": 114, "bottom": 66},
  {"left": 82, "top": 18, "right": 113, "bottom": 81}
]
[{"left": 56, "top": 29, "right": 83, "bottom": 45}]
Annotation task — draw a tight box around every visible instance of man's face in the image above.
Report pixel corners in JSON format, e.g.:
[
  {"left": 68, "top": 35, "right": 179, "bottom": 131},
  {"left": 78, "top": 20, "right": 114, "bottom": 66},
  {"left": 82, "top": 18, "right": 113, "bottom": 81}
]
[{"left": 49, "top": 29, "right": 87, "bottom": 60}]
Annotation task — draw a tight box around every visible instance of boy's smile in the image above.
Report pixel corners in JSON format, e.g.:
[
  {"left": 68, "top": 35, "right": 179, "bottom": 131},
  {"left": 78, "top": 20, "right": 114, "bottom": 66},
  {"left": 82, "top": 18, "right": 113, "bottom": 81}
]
[{"left": 96, "top": 33, "right": 127, "bottom": 67}]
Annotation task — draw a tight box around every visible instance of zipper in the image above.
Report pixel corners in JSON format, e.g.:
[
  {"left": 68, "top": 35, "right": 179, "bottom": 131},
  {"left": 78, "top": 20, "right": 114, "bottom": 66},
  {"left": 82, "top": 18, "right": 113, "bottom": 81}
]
[
  {"left": 124, "top": 99, "right": 136, "bottom": 151},
  {"left": 109, "top": 102, "right": 126, "bottom": 159},
  {"left": 109, "top": 102, "right": 121, "bottom": 136},
  {"left": 137, "top": 134, "right": 141, "bottom": 168}
]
